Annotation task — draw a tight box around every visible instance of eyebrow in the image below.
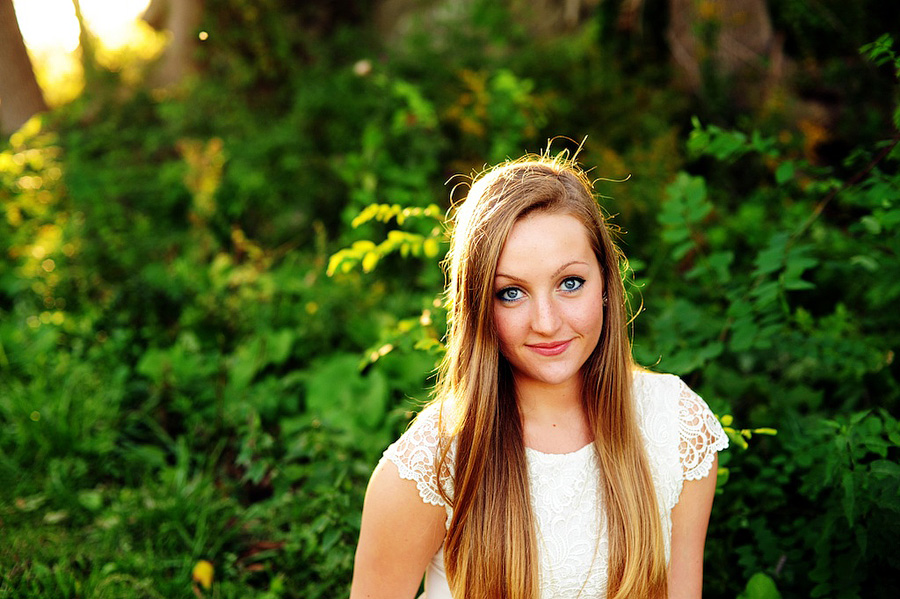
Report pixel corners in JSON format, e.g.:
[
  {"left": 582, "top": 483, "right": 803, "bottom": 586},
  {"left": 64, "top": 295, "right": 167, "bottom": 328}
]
[{"left": 495, "top": 260, "right": 591, "bottom": 283}]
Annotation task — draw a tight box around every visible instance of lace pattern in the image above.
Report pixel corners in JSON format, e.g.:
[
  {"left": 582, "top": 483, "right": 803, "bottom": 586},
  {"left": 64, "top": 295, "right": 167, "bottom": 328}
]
[
  {"left": 380, "top": 371, "right": 729, "bottom": 598},
  {"left": 526, "top": 445, "right": 608, "bottom": 596},
  {"left": 380, "top": 403, "right": 454, "bottom": 510},
  {"left": 677, "top": 381, "right": 730, "bottom": 480}
]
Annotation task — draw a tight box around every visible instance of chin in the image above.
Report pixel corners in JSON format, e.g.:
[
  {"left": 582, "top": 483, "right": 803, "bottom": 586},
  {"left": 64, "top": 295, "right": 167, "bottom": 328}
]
[{"left": 521, "top": 369, "right": 582, "bottom": 388}]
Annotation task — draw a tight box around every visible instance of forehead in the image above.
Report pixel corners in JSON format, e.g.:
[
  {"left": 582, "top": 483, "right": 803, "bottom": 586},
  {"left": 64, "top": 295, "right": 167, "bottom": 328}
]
[{"left": 496, "top": 212, "right": 596, "bottom": 273}]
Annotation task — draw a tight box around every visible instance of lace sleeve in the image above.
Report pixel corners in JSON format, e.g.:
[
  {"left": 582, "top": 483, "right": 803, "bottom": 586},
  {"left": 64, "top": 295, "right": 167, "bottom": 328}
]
[
  {"left": 676, "top": 380, "right": 729, "bottom": 481},
  {"left": 380, "top": 404, "right": 453, "bottom": 508}
]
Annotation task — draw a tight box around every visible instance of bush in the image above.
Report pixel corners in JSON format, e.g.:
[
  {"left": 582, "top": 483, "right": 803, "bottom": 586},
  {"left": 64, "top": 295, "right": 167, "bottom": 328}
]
[{"left": 2, "top": 1, "right": 898, "bottom": 595}]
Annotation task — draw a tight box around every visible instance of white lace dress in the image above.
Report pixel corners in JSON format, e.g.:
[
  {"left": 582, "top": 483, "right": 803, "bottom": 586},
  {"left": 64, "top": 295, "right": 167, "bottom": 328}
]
[{"left": 380, "top": 371, "right": 729, "bottom": 599}]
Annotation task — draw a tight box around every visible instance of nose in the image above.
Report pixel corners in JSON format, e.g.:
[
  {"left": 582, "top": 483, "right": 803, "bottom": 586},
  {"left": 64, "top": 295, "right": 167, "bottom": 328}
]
[{"left": 531, "top": 295, "right": 562, "bottom": 335}]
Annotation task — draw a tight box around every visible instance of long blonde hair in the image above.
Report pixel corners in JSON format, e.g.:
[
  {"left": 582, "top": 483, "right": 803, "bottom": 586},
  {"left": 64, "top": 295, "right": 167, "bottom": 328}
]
[{"left": 431, "top": 154, "right": 667, "bottom": 598}]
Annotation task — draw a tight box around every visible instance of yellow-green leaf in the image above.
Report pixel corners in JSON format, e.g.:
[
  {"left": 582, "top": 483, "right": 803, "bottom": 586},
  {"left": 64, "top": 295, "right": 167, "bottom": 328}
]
[
  {"left": 192, "top": 560, "right": 214, "bottom": 590},
  {"left": 424, "top": 237, "right": 440, "bottom": 257},
  {"left": 362, "top": 252, "right": 379, "bottom": 272}
]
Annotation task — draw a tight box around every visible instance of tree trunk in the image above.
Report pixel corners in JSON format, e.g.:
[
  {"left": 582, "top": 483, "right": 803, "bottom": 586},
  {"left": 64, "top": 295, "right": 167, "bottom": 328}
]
[
  {"left": 143, "top": 0, "right": 206, "bottom": 87},
  {"left": 667, "top": 0, "right": 780, "bottom": 99},
  {"left": 0, "top": 0, "right": 48, "bottom": 135},
  {"left": 375, "top": 0, "right": 600, "bottom": 47}
]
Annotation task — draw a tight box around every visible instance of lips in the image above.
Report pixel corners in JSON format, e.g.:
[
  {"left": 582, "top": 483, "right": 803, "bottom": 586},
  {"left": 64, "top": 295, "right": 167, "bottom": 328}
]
[{"left": 527, "top": 340, "right": 572, "bottom": 356}]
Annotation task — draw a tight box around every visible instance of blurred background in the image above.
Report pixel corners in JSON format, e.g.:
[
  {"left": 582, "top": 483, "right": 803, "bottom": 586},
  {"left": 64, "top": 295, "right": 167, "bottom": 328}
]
[{"left": 1, "top": 1, "right": 899, "bottom": 597}]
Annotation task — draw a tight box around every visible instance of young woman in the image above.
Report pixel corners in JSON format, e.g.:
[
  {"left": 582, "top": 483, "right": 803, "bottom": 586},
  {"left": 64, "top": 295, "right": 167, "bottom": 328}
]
[{"left": 350, "top": 155, "right": 728, "bottom": 599}]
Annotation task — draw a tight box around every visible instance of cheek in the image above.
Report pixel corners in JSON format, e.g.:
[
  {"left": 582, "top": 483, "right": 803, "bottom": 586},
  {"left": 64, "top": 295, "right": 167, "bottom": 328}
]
[
  {"left": 493, "top": 307, "right": 524, "bottom": 352},
  {"left": 571, "top": 298, "right": 604, "bottom": 340}
]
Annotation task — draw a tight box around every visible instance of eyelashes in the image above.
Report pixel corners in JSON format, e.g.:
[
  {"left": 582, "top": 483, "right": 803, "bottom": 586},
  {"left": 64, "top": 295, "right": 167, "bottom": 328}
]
[
  {"left": 560, "top": 276, "right": 585, "bottom": 292},
  {"left": 495, "top": 276, "right": 586, "bottom": 303},
  {"left": 497, "top": 287, "right": 524, "bottom": 302}
]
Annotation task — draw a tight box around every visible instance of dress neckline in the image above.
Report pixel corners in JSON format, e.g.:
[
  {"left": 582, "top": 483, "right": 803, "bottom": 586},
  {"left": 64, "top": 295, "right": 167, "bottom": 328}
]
[{"left": 525, "top": 441, "right": 594, "bottom": 457}]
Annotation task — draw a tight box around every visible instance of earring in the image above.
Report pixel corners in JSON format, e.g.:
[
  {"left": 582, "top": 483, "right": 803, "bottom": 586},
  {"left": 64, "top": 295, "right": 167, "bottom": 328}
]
[{"left": 602, "top": 294, "right": 608, "bottom": 305}]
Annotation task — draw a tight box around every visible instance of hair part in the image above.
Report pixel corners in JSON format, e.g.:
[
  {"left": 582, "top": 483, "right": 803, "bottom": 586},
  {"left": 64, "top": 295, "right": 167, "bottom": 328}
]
[{"left": 432, "top": 154, "right": 667, "bottom": 599}]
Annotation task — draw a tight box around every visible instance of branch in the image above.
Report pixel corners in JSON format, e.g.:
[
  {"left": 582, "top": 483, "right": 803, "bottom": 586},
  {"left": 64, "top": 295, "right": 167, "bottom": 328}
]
[{"left": 791, "top": 132, "right": 900, "bottom": 240}]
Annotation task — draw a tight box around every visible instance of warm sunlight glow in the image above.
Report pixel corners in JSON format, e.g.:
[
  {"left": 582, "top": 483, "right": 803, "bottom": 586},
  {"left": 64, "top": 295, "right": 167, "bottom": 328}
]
[
  {"left": 13, "top": 0, "right": 80, "bottom": 53},
  {"left": 12, "top": 0, "right": 159, "bottom": 105},
  {"left": 81, "top": 0, "right": 153, "bottom": 50},
  {"left": 15, "top": 0, "right": 152, "bottom": 53}
]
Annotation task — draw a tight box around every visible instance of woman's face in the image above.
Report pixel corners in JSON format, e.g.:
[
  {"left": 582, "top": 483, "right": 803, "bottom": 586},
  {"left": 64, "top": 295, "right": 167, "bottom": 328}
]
[{"left": 492, "top": 211, "right": 605, "bottom": 393}]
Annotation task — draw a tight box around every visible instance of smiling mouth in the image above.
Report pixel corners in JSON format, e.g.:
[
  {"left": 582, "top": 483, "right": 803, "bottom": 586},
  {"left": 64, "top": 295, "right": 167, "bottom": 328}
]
[{"left": 527, "top": 340, "right": 572, "bottom": 356}]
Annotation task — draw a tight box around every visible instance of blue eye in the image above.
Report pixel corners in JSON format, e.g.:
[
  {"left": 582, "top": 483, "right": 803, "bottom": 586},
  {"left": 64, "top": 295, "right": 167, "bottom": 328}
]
[
  {"left": 560, "top": 277, "right": 585, "bottom": 292},
  {"left": 497, "top": 287, "right": 523, "bottom": 302}
]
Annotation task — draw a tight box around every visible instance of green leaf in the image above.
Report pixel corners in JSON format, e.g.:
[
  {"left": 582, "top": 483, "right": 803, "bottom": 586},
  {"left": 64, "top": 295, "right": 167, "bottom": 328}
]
[
  {"left": 841, "top": 471, "right": 856, "bottom": 526},
  {"left": 860, "top": 33, "right": 896, "bottom": 67},
  {"left": 775, "top": 161, "right": 795, "bottom": 185},
  {"left": 850, "top": 411, "right": 870, "bottom": 425},
  {"left": 752, "top": 428, "right": 778, "bottom": 436},
  {"left": 737, "top": 572, "right": 783, "bottom": 599},
  {"left": 849, "top": 255, "right": 879, "bottom": 271},
  {"left": 870, "top": 459, "right": 900, "bottom": 479},
  {"left": 77, "top": 490, "right": 103, "bottom": 512},
  {"left": 423, "top": 237, "right": 440, "bottom": 258},
  {"left": 783, "top": 278, "right": 815, "bottom": 291},
  {"left": 707, "top": 251, "right": 734, "bottom": 283},
  {"left": 362, "top": 252, "right": 379, "bottom": 273},
  {"left": 726, "top": 428, "right": 749, "bottom": 450},
  {"left": 305, "top": 353, "right": 391, "bottom": 452},
  {"left": 860, "top": 215, "right": 882, "bottom": 234},
  {"left": 753, "top": 234, "right": 788, "bottom": 277},
  {"left": 751, "top": 281, "right": 781, "bottom": 307},
  {"left": 136, "top": 348, "right": 169, "bottom": 383},
  {"left": 730, "top": 316, "right": 757, "bottom": 352}
]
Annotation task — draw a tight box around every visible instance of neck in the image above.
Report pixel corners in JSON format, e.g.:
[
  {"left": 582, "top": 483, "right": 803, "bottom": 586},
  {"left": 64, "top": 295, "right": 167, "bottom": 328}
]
[
  {"left": 515, "top": 375, "right": 582, "bottom": 415},
  {"left": 515, "top": 375, "right": 592, "bottom": 453}
]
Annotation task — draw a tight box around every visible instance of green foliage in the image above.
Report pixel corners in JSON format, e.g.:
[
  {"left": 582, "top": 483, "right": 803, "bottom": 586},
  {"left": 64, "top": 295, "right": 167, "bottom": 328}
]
[
  {"left": 738, "top": 573, "right": 782, "bottom": 599},
  {"left": 797, "top": 411, "right": 900, "bottom": 597},
  {"left": 2, "top": 0, "right": 899, "bottom": 595},
  {"left": 634, "top": 112, "right": 898, "bottom": 419},
  {"left": 710, "top": 410, "right": 900, "bottom": 599},
  {"left": 665, "top": 36, "right": 899, "bottom": 598},
  {"left": 327, "top": 206, "right": 444, "bottom": 276},
  {"left": 861, "top": 34, "right": 900, "bottom": 130}
]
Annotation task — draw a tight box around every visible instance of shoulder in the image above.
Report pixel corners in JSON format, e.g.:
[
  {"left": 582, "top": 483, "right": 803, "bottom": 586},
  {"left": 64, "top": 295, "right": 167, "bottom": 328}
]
[
  {"left": 667, "top": 377, "right": 729, "bottom": 481},
  {"left": 632, "top": 369, "right": 729, "bottom": 463},
  {"left": 631, "top": 369, "right": 729, "bottom": 507},
  {"left": 632, "top": 370, "right": 684, "bottom": 441},
  {"left": 632, "top": 369, "right": 683, "bottom": 408},
  {"left": 380, "top": 401, "right": 456, "bottom": 509},
  {"left": 352, "top": 446, "right": 448, "bottom": 597}
]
